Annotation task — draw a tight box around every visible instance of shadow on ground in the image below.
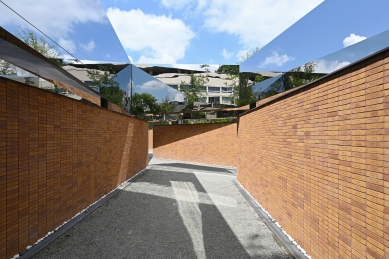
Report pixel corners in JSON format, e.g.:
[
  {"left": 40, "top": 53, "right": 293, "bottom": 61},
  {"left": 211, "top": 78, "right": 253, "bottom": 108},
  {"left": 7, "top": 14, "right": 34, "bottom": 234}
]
[{"left": 33, "top": 161, "right": 292, "bottom": 259}]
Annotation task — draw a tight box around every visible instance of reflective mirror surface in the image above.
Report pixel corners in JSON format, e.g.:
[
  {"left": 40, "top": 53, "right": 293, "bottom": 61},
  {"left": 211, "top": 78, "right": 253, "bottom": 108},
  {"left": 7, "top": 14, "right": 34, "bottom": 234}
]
[{"left": 241, "top": 0, "right": 389, "bottom": 73}]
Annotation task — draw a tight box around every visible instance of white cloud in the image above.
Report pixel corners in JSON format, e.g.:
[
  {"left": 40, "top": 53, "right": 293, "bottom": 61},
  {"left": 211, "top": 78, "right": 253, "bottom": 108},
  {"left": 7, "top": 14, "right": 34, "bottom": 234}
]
[
  {"left": 160, "top": 0, "right": 194, "bottom": 10},
  {"left": 80, "top": 40, "right": 96, "bottom": 52},
  {"left": 106, "top": 8, "right": 195, "bottom": 64},
  {"left": 136, "top": 80, "right": 165, "bottom": 90},
  {"left": 258, "top": 51, "right": 294, "bottom": 68},
  {"left": 222, "top": 48, "right": 233, "bottom": 59},
  {"left": 343, "top": 33, "right": 367, "bottom": 48},
  {"left": 128, "top": 56, "right": 134, "bottom": 63},
  {"left": 314, "top": 59, "right": 351, "bottom": 73},
  {"left": 202, "top": 0, "right": 323, "bottom": 49},
  {"left": 0, "top": 0, "right": 106, "bottom": 38},
  {"left": 159, "top": 0, "right": 206, "bottom": 10},
  {"left": 58, "top": 38, "right": 76, "bottom": 53}
]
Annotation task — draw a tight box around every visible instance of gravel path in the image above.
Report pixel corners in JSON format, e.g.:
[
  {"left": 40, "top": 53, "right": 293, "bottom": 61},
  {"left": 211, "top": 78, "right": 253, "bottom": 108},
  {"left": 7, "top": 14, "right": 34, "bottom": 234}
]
[{"left": 33, "top": 158, "right": 293, "bottom": 259}]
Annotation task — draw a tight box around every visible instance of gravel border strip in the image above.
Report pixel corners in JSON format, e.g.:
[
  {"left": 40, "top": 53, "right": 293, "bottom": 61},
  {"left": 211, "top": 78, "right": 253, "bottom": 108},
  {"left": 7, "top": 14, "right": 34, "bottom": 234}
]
[
  {"left": 233, "top": 180, "right": 310, "bottom": 259},
  {"left": 15, "top": 167, "right": 150, "bottom": 259}
]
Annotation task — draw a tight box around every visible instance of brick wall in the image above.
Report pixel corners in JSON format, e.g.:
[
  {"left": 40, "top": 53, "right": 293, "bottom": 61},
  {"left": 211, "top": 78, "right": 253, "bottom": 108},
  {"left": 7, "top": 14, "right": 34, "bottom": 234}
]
[
  {"left": 153, "top": 123, "right": 237, "bottom": 167},
  {"left": 237, "top": 50, "right": 389, "bottom": 258},
  {"left": 149, "top": 129, "right": 153, "bottom": 150},
  {"left": 0, "top": 78, "right": 148, "bottom": 259}
]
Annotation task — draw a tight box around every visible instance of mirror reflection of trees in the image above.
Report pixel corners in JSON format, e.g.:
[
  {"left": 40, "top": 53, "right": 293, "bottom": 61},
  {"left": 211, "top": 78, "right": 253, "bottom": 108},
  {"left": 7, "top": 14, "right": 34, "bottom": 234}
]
[
  {"left": 257, "top": 61, "right": 327, "bottom": 99},
  {"left": 0, "top": 60, "right": 17, "bottom": 76},
  {"left": 86, "top": 65, "right": 125, "bottom": 107}
]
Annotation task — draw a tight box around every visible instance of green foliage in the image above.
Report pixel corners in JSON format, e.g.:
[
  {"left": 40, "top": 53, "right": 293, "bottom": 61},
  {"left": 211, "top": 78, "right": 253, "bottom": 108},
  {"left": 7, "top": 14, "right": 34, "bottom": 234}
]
[
  {"left": 216, "top": 65, "right": 239, "bottom": 75},
  {"left": 24, "top": 77, "right": 35, "bottom": 86},
  {"left": 271, "top": 61, "right": 319, "bottom": 94},
  {"left": 220, "top": 47, "right": 262, "bottom": 107},
  {"left": 179, "top": 65, "right": 209, "bottom": 110},
  {"left": 18, "top": 29, "right": 63, "bottom": 66},
  {"left": 158, "top": 96, "right": 174, "bottom": 113},
  {"left": 0, "top": 60, "right": 17, "bottom": 76},
  {"left": 184, "top": 118, "right": 236, "bottom": 124},
  {"left": 131, "top": 93, "right": 160, "bottom": 116},
  {"left": 86, "top": 65, "right": 124, "bottom": 106}
]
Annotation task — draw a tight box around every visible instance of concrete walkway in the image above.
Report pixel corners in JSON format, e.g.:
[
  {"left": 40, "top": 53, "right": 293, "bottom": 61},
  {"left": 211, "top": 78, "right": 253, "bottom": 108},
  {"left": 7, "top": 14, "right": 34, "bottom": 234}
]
[{"left": 33, "top": 158, "right": 293, "bottom": 259}]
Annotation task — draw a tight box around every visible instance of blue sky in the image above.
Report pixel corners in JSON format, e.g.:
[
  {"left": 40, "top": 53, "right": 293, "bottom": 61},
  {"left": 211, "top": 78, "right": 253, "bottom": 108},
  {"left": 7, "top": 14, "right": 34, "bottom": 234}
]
[
  {"left": 241, "top": 0, "right": 389, "bottom": 72},
  {"left": 0, "top": 0, "right": 324, "bottom": 67},
  {"left": 1, "top": 0, "right": 389, "bottom": 71}
]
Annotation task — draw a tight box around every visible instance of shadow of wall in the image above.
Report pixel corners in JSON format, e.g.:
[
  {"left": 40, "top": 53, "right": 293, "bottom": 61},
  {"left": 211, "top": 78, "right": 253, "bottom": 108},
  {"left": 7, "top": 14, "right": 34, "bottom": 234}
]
[{"left": 0, "top": 77, "right": 148, "bottom": 258}]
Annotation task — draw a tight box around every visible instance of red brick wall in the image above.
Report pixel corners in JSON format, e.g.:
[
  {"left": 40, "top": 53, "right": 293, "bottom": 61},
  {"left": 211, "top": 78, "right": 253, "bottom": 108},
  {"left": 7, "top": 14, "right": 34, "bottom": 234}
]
[
  {"left": 237, "top": 51, "right": 389, "bottom": 258},
  {"left": 153, "top": 123, "right": 237, "bottom": 167},
  {"left": 0, "top": 78, "right": 148, "bottom": 259},
  {"left": 149, "top": 129, "right": 153, "bottom": 150}
]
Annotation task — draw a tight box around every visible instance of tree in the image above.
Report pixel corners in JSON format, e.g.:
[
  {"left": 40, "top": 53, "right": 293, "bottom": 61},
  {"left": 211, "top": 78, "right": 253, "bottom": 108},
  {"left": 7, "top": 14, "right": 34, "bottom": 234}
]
[
  {"left": 217, "top": 47, "right": 263, "bottom": 106},
  {"left": 17, "top": 28, "right": 65, "bottom": 93},
  {"left": 179, "top": 64, "right": 209, "bottom": 110},
  {"left": 131, "top": 93, "right": 160, "bottom": 116},
  {"left": 0, "top": 60, "right": 17, "bottom": 76},
  {"left": 158, "top": 96, "right": 174, "bottom": 113},
  {"left": 86, "top": 65, "right": 124, "bottom": 107},
  {"left": 18, "top": 28, "right": 63, "bottom": 66},
  {"left": 270, "top": 61, "right": 319, "bottom": 94}
]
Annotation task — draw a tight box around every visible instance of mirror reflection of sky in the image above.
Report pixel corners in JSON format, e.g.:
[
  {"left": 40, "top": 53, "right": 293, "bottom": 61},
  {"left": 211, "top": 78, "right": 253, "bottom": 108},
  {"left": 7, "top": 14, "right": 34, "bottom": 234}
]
[
  {"left": 0, "top": 0, "right": 130, "bottom": 63},
  {"left": 130, "top": 65, "right": 183, "bottom": 103},
  {"left": 241, "top": 0, "right": 389, "bottom": 73}
]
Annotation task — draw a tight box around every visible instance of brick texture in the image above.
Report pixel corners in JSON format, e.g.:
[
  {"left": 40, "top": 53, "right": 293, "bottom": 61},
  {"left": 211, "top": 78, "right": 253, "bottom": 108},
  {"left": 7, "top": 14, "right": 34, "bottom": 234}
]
[
  {"left": 0, "top": 77, "right": 148, "bottom": 259},
  {"left": 153, "top": 123, "right": 237, "bottom": 167},
  {"left": 149, "top": 129, "right": 153, "bottom": 150},
  {"left": 237, "top": 50, "right": 389, "bottom": 259}
]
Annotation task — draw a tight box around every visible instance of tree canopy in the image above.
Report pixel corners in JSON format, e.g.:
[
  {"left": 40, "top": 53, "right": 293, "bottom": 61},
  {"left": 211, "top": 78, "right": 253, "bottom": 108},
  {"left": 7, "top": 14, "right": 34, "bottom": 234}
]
[
  {"left": 86, "top": 65, "right": 124, "bottom": 106},
  {"left": 131, "top": 93, "right": 160, "bottom": 116},
  {"left": 0, "top": 60, "right": 17, "bottom": 76},
  {"left": 179, "top": 64, "right": 209, "bottom": 110},
  {"left": 18, "top": 29, "right": 63, "bottom": 66}
]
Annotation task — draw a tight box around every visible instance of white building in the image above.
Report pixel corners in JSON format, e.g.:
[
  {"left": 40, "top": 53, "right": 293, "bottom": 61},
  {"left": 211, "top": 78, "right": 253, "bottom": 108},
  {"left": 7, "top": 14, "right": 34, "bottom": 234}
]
[{"left": 154, "top": 72, "right": 236, "bottom": 105}]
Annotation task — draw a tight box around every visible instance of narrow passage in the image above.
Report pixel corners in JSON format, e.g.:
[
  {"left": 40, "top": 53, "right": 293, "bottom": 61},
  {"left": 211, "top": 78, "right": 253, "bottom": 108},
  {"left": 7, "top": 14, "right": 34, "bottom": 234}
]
[{"left": 33, "top": 157, "right": 293, "bottom": 259}]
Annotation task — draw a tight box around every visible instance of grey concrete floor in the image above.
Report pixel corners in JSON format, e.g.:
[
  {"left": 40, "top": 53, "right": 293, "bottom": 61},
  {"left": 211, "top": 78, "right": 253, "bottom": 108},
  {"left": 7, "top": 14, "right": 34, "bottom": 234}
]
[{"left": 33, "top": 157, "right": 293, "bottom": 259}]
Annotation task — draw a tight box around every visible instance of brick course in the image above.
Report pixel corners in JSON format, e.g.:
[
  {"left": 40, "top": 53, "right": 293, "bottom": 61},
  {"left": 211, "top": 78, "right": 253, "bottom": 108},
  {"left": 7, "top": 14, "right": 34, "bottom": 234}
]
[
  {"left": 153, "top": 123, "right": 237, "bottom": 167},
  {"left": 237, "top": 50, "right": 389, "bottom": 259},
  {"left": 0, "top": 77, "right": 148, "bottom": 259},
  {"left": 149, "top": 129, "right": 153, "bottom": 150}
]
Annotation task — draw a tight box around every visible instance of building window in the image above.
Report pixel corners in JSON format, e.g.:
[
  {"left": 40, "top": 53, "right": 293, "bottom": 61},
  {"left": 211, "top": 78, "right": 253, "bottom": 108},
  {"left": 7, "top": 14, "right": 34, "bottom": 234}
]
[
  {"left": 198, "top": 97, "right": 207, "bottom": 103},
  {"left": 168, "top": 84, "right": 178, "bottom": 90},
  {"left": 221, "top": 97, "right": 231, "bottom": 104},
  {"left": 200, "top": 86, "right": 206, "bottom": 92},
  {"left": 222, "top": 87, "right": 232, "bottom": 93},
  {"left": 208, "top": 97, "right": 220, "bottom": 104},
  {"left": 208, "top": 86, "right": 220, "bottom": 93}
]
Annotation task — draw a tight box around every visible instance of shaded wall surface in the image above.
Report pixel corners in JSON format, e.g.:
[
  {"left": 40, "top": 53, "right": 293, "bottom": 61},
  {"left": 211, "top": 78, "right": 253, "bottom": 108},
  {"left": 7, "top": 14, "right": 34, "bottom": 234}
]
[
  {"left": 153, "top": 123, "right": 237, "bottom": 167},
  {"left": 237, "top": 50, "right": 389, "bottom": 259},
  {"left": 0, "top": 78, "right": 148, "bottom": 259}
]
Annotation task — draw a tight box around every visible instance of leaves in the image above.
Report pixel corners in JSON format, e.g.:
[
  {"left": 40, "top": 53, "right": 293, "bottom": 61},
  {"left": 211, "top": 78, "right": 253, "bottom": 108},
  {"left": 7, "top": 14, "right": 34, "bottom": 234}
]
[
  {"left": 179, "top": 70, "right": 208, "bottom": 110},
  {"left": 0, "top": 60, "right": 17, "bottom": 76},
  {"left": 131, "top": 93, "right": 160, "bottom": 116},
  {"left": 86, "top": 65, "right": 124, "bottom": 106}
]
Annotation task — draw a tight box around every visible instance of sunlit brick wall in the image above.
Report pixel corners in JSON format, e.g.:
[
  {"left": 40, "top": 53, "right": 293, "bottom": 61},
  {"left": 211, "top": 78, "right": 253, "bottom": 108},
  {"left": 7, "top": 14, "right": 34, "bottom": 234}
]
[
  {"left": 153, "top": 123, "right": 237, "bottom": 167},
  {"left": 0, "top": 78, "right": 148, "bottom": 259},
  {"left": 149, "top": 129, "right": 153, "bottom": 150},
  {"left": 237, "top": 50, "right": 389, "bottom": 259}
]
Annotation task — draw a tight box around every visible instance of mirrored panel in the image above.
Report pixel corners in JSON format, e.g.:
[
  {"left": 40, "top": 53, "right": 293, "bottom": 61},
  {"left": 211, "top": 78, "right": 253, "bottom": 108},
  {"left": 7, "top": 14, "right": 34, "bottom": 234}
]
[
  {"left": 255, "top": 28, "right": 389, "bottom": 100},
  {"left": 241, "top": 1, "right": 389, "bottom": 73},
  {"left": 0, "top": 0, "right": 130, "bottom": 63}
]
